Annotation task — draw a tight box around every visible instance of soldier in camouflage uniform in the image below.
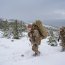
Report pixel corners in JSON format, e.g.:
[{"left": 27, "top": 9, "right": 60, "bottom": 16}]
[
  {"left": 58, "top": 27, "right": 65, "bottom": 51},
  {"left": 28, "top": 24, "right": 42, "bottom": 56}
]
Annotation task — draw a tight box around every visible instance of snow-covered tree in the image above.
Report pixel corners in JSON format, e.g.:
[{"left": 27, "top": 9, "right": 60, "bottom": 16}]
[
  {"left": 12, "top": 20, "right": 19, "bottom": 39},
  {"left": 3, "top": 20, "right": 9, "bottom": 37},
  {"left": 48, "top": 29, "right": 57, "bottom": 46}
]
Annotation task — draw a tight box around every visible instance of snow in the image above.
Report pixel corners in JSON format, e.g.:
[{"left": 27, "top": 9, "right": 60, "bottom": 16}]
[
  {"left": 0, "top": 31, "right": 3, "bottom": 38},
  {"left": 0, "top": 32, "right": 65, "bottom": 65}
]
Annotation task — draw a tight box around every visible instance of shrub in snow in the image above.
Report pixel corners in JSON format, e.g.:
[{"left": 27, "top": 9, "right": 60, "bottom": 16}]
[
  {"left": 48, "top": 36, "right": 57, "bottom": 46},
  {"left": 48, "top": 30, "right": 57, "bottom": 46}
]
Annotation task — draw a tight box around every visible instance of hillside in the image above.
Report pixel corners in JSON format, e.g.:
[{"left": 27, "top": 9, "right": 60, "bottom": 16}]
[{"left": 0, "top": 32, "right": 65, "bottom": 65}]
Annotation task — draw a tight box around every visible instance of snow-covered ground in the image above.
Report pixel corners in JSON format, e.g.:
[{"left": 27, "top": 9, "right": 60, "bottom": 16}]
[
  {"left": 0, "top": 31, "right": 3, "bottom": 38},
  {"left": 0, "top": 32, "right": 65, "bottom": 65}
]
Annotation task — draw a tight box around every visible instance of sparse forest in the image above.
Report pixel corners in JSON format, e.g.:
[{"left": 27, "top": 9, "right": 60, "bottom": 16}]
[{"left": 0, "top": 19, "right": 27, "bottom": 39}]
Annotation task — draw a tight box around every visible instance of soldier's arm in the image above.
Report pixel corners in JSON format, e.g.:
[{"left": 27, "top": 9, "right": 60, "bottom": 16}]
[
  {"left": 28, "top": 32, "right": 32, "bottom": 37},
  {"left": 28, "top": 32, "right": 30, "bottom": 37}
]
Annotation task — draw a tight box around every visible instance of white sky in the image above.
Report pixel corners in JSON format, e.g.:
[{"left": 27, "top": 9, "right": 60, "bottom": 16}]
[{"left": 0, "top": 0, "right": 65, "bottom": 22}]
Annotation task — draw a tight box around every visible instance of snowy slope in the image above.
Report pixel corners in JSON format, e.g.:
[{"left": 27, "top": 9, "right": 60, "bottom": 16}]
[{"left": 0, "top": 33, "right": 65, "bottom": 65}]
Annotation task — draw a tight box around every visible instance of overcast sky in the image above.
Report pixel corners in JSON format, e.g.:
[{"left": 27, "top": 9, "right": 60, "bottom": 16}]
[{"left": 0, "top": 0, "right": 65, "bottom": 23}]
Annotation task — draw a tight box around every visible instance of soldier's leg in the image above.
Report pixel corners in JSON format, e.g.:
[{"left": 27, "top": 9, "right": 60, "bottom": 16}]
[
  {"left": 63, "top": 43, "right": 65, "bottom": 51},
  {"left": 61, "top": 47, "right": 65, "bottom": 51},
  {"left": 61, "top": 42, "right": 65, "bottom": 51},
  {"left": 32, "top": 44, "right": 40, "bottom": 56}
]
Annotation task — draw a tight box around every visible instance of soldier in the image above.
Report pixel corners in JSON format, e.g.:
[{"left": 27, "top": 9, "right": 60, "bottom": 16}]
[
  {"left": 28, "top": 24, "right": 42, "bottom": 56},
  {"left": 58, "top": 27, "right": 65, "bottom": 51},
  {"left": 28, "top": 20, "right": 48, "bottom": 56}
]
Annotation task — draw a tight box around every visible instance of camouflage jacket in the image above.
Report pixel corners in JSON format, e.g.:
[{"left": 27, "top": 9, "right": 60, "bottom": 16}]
[
  {"left": 58, "top": 28, "right": 65, "bottom": 42},
  {"left": 28, "top": 29, "right": 42, "bottom": 45}
]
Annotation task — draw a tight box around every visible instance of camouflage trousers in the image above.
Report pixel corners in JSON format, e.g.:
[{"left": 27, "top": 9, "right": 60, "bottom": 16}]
[
  {"left": 61, "top": 42, "right": 65, "bottom": 51},
  {"left": 61, "top": 40, "right": 65, "bottom": 47},
  {"left": 32, "top": 44, "right": 40, "bottom": 55}
]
